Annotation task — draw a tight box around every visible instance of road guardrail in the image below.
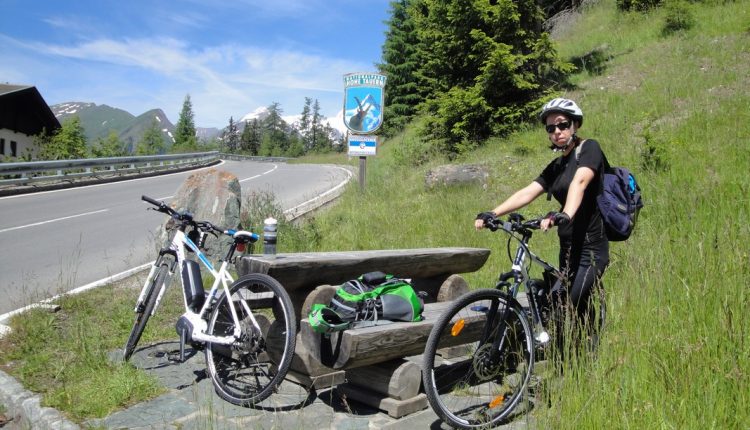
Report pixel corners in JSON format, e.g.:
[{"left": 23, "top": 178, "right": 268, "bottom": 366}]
[{"left": 0, "top": 152, "right": 221, "bottom": 186}]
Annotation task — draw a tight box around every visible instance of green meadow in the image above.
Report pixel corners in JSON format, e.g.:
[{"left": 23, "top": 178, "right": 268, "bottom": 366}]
[{"left": 1, "top": 0, "right": 748, "bottom": 427}]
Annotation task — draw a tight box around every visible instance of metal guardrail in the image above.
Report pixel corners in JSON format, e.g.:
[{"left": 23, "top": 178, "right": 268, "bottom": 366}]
[
  {"left": 0, "top": 152, "right": 220, "bottom": 186},
  {"left": 218, "top": 153, "right": 291, "bottom": 163}
]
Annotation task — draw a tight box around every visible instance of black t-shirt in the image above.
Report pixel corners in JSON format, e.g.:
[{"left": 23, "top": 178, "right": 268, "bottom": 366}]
[{"left": 535, "top": 139, "right": 607, "bottom": 248}]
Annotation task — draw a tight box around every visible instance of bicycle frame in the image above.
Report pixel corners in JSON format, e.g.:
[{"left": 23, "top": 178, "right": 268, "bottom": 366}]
[
  {"left": 478, "top": 219, "right": 562, "bottom": 360},
  {"left": 135, "top": 228, "right": 258, "bottom": 346},
  {"left": 497, "top": 222, "right": 558, "bottom": 329}
]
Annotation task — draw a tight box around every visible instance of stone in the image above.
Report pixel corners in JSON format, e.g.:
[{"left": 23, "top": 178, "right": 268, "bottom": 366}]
[
  {"left": 425, "top": 164, "right": 489, "bottom": 189},
  {"left": 156, "top": 168, "right": 242, "bottom": 262}
]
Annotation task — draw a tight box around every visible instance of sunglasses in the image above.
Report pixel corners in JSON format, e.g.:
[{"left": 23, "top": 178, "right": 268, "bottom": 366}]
[{"left": 545, "top": 121, "right": 571, "bottom": 133}]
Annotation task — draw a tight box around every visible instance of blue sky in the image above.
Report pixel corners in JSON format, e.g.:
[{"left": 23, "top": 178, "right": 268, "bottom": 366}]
[{"left": 1, "top": 0, "right": 391, "bottom": 129}]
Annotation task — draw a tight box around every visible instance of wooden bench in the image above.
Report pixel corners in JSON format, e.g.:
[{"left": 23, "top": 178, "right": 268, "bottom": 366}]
[{"left": 237, "top": 247, "right": 491, "bottom": 418}]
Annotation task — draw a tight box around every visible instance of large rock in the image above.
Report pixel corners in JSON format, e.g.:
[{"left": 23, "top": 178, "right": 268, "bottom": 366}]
[
  {"left": 157, "top": 169, "right": 242, "bottom": 262},
  {"left": 425, "top": 164, "right": 489, "bottom": 189}
]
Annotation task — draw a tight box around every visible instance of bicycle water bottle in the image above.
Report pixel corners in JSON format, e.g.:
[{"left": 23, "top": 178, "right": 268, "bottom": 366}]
[{"left": 263, "top": 217, "right": 277, "bottom": 256}]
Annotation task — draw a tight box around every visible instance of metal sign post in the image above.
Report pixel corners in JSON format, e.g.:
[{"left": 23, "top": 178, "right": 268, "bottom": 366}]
[
  {"left": 343, "top": 72, "right": 386, "bottom": 192},
  {"left": 347, "top": 134, "right": 377, "bottom": 192}
]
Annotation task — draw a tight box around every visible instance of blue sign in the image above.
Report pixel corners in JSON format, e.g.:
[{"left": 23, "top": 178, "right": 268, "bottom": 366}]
[{"left": 343, "top": 73, "right": 386, "bottom": 134}]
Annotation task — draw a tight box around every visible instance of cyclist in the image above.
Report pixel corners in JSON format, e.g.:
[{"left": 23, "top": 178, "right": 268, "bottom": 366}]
[{"left": 475, "top": 97, "right": 608, "bottom": 351}]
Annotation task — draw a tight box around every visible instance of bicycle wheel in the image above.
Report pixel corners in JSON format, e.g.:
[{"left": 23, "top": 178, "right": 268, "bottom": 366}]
[
  {"left": 205, "top": 273, "right": 297, "bottom": 406},
  {"left": 124, "top": 263, "right": 169, "bottom": 361},
  {"left": 422, "top": 289, "right": 534, "bottom": 429}
]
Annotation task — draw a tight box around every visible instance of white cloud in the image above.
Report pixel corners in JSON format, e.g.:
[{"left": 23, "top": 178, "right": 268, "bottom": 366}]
[{"left": 2, "top": 0, "right": 386, "bottom": 129}]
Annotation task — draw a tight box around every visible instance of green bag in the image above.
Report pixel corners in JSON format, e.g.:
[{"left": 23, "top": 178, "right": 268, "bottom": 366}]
[{"left": 308, "top": 271, "right": 424, "bottom": 334}]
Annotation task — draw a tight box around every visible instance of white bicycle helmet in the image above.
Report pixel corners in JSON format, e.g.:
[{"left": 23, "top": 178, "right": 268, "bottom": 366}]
[{"left": 538, "top": 98, "right": 583, "bottom": 126}]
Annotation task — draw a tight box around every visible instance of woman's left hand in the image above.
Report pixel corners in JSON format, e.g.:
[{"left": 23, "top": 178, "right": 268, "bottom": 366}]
[{"left": 541, "top": 211, "right": 570, "bottom": 232}]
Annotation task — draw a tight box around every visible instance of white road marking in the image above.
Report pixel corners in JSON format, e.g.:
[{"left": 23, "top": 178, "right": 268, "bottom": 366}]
[
  {"left": 0, "top": 209, "right": 109, "bottom": 234},
  {"left": 0, "top": 262, "right": 152, "bottom": 329},
  {"left": 283, "top": 166, "right": 353, "bottom": 217},
  {"left": 239, "top": 164, "right": 278, "bottom": 182},
  {"left": 0, "top": 162, "right": 350, "bottom": 327}
]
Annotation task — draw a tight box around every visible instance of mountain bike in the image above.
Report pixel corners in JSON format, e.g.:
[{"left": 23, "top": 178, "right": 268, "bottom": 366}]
[
  {"left": 124, "top": 195, "right": 297, "bottom": 406},
  {"left": 421, "top": 213, "right": 606, "bottom": 429}
]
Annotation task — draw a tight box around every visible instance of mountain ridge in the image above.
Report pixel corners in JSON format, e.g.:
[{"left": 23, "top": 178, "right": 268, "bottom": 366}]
[{"left": 50, "top": 101, "right": 346, "bottom": 150}]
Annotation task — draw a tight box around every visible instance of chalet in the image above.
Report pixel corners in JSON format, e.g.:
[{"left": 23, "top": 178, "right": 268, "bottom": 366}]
[{"left": 0, "top": 84, "right": 60, "bottom": 160}]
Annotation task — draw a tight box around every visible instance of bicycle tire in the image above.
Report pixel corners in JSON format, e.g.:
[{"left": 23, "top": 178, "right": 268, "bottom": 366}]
[
  {"left": 422, "top": 289, "right": 534, "bottom": 429},
  {"left": 205, "top": 273, "right": 297, "bottom": 406},
  {"left": 123, "top": 263, "right": 169, "bottom": 361}
]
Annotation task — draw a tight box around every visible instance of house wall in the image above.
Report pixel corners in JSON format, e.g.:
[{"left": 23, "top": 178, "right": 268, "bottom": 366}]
[{"left": 0, "top": 128, "right": 36, "bottom": 160}]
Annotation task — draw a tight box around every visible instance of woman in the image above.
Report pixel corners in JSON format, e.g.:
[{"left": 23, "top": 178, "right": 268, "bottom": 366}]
[{"left": 475, "top": 97, "right": 609, "bottom": 348}]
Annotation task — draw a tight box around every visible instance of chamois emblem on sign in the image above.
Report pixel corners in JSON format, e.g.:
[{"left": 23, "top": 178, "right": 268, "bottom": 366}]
[{"left": 343, "top": 73, "right": 386, "bottom": 134}]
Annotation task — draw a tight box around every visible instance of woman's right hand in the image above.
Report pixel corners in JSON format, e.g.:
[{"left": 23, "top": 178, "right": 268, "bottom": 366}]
[{"left": 475, "top": 212, "right": 496, "bottom": 230}]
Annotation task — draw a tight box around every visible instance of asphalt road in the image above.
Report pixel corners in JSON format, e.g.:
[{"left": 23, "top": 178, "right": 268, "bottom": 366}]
[{"left": 0, "top": 160, "right": 351, "bottom": 315}]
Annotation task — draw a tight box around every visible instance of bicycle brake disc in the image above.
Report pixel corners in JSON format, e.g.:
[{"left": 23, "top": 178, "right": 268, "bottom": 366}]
[{"left": 472, "top": 343, "right": 504, "bottom": 381}]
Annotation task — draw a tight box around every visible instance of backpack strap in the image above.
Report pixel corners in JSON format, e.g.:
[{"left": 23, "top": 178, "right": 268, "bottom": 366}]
[
  {"left": 309, "top": 304, "right": 352, "bottom": 334},
  {"left": 547, "top": 139, "right": 586, "bottom": 202}
]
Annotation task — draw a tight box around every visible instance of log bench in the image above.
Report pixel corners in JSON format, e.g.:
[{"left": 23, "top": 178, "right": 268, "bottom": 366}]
[{"left": 237, "top": 247, "right": 491, "bottom": 418}]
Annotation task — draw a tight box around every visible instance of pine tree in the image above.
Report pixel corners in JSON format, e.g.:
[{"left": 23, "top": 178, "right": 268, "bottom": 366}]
[
  {"left": 298, "top": 97, "right": 313, "bottom": 152},
  {"left": 379, "top": 0, "right": 422, "bottom": 136},
  {"left": 262, "top": 102, "right": 289, "bottom": 155},
  {"left": 174, "top": 94, "right": 197, "bottom": 152},
  {"left": 311, "top": 99, "right": 325, "bottom": 152},
  {"left": 223, "top": 116, "right": 240, "bottom": 152},
  {"left": 311, "top": 99, "right": 333, "bottom": 152},
  {"left": 240, "top": 119, "right": 262, "bottom": 155},
  {"left": 408, "top": 0, "right": 572, "bottom": 151},
  {"left": 136, "top": 119, "right": 165, "bottom": 155}
]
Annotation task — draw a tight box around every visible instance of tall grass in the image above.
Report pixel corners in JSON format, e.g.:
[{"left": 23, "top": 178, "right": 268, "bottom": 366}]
[
  {"left": 291, "top": 0, "right": 750, "bottom": 427},
  {"left": 0, "top": 0, "right": 747, "bottom": 426}
]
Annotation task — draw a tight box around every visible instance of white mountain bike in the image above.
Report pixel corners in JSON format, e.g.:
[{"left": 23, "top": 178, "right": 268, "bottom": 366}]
[{"left": 124, "top": 195, "right": 296, "bottom": 406}]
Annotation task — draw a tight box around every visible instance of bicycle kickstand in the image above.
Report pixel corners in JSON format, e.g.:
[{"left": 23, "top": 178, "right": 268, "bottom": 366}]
[{"left": 178, "top": 327, "right": 188, "bottom": 363}]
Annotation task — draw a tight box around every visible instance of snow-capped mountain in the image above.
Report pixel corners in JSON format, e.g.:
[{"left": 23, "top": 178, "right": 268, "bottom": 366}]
[{"left": 238, "top": 106, "right": 346, "bottom": 138}]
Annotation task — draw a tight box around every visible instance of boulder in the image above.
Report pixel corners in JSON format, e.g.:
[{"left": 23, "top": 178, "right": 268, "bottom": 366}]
[
  {"left": 425, "top": 164, "right": 489, "bottom": 189},
  {"left": 157, "top": 169, "right": 242, "bottom": 262}
]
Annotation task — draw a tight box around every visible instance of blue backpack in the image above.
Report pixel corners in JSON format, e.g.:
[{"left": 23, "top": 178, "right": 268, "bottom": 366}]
[{"left": 576, "top": 142, "right": 644, "bottom": 241}]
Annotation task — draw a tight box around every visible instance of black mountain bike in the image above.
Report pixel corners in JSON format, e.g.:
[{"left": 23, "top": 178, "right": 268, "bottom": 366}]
[{"left": 421, "top": 213, "right": 606, "bottom": 429}]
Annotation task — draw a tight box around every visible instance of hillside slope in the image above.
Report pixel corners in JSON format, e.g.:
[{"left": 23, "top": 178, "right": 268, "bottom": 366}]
[
  {"left": 52, "top": 103, "right": 175, "bottom": 151},
  {"left": 295, "top": 0, "right": 750, "bottom": 427}
]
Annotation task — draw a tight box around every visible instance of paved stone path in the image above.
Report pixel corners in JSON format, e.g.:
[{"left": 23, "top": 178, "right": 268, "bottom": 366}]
[
  {"left": 1, "top": 340, "right": 538, "bottom": 430},
  {"left": 80, "top": 341, "right": 534, "bottom": 429},
  {"left": 86, "top": 341, "right": 428, "bottom": 429}
]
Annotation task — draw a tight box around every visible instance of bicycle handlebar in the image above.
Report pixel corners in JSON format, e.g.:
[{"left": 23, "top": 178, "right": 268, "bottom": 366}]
[
  {"left": 485, "top": 213, "right": 542, "bottom": 233},
  {"left": 141, "top": 195, "right": 247, "bottom": 239}
]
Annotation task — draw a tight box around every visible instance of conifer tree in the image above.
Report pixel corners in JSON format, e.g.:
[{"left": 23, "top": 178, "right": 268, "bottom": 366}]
[
  {"left": 298, "top": 97, "right": 313, "bottom": 151},
  {"left": 240, "top": 119, "right": 262, "bottom": 155},
  {"left": 382, "top": 0, "right": 572, "bottom": 152},
  {"left": 223, "top": 116, "right": 240, "bottom": 152},
  {"left": 262, "top": 102, "right": 289, "bottom": 155},
  {"left": 174, "top": 94, "right": 197, "bottom": 152},
  {"left": 379, "top": 0, "right": 422, "bottom": 136}
]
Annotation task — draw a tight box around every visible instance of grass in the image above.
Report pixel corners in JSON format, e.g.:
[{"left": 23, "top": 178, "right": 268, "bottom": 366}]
[
  {"left": 0, "top": 272, "right": 173, "bottom": 420},
  {"left": 1, "top": 0, "right": 749, "bottom": 426}
]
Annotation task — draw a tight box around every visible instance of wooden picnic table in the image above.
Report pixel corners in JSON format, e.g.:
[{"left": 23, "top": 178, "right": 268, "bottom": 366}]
[{"left": 238, "top": 247, "right": 491, "bottom": 418}]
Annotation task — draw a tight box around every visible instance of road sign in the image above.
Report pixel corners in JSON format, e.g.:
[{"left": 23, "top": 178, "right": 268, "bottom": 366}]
[
  {"left": 343, "top": 73, "right": 386, "bottom": 134},
  {"left": 348, "top": 135, "right": 377, "bottom": 157}
]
